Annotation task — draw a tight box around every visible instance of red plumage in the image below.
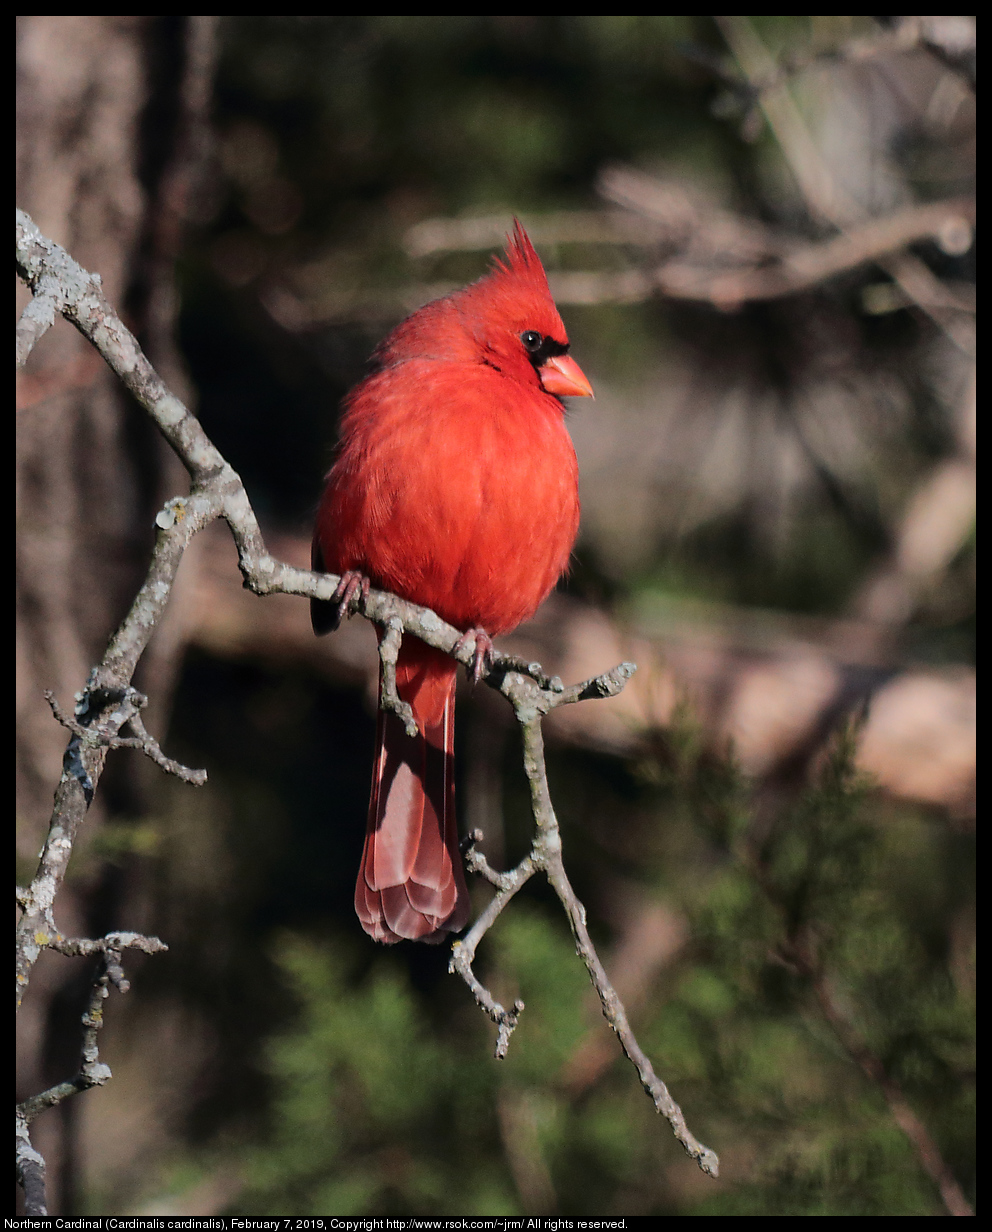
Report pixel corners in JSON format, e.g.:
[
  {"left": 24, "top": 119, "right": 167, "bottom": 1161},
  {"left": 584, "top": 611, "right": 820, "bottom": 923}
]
[{"left": 313, "top": 221, "right": 592, "bottom": 943}]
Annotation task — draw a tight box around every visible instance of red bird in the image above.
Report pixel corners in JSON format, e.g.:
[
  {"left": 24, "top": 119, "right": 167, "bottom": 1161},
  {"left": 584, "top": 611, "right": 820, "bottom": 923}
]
[{"left": 312, "top": 222, "right": 593, "bottom": 943}]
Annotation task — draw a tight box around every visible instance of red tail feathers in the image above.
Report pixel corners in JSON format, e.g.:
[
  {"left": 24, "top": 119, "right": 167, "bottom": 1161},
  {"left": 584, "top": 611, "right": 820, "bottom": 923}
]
[{"left": 355, "top": 640, "right": 470, "bottom": 943}]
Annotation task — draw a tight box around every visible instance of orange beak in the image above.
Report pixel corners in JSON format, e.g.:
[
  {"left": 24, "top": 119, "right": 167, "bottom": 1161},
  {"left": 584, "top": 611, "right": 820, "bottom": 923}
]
[{"left": 539, "top": 353, "right": 594, "bottom": 399}]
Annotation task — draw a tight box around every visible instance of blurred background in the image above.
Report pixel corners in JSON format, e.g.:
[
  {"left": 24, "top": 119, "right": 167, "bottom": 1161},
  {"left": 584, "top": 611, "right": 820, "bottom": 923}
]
[{"left": 16, "top": 15, "right": 974, "bottom": 1217}]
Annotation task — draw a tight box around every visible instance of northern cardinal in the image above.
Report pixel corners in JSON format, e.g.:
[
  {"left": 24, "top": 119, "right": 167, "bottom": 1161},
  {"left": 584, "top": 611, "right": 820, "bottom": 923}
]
[{"left": 312, "top": 221, "right": 593, "bottom": 943}]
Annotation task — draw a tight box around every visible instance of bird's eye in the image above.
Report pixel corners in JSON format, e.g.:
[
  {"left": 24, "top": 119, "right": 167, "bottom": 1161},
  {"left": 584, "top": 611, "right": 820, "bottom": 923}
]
[{"left": 521, "top": 330, "right": 543, "bottom": 352}]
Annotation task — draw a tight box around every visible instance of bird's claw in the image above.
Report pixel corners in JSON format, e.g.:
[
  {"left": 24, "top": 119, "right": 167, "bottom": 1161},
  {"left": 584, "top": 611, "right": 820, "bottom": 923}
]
[
  {"left": 453, "top": 627, "right": 494, "bottom": 684},
  {"left": 332, "top": 570, "right": 371, "bottom": 623}
]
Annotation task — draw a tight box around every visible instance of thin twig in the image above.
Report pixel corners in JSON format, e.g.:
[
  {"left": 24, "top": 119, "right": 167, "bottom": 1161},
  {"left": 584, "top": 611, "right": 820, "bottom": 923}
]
[
  {"left": 44, "top": 689, "right": 207, "bottom": 785},
  {"left": 449, "top": 832, "right": 537, "bottom": 1058},
  {"left": 15, "top": 937, "right": 164, "bottom": 1215},
  {"left": 529, "top": 721, "right": 719, "bottom": 1175},
  {"left": 17, "top": 938, "right": 165, "bottom": 1124},
  {"left": 549, "top": 849, "right": 719, "bottom": 1176},
  {"left": 462, "top": 830, "right": 520, "bottom": 890},
  {"left": 451, "top": 659, "right": 721, "bottom": 1171},
  {"left": 376, "top": 618, "right": 418, "bottom": 737}
]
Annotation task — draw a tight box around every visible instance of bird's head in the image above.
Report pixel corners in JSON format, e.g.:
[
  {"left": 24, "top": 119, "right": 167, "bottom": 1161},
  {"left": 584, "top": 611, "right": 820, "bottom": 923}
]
[
  {"left": 458, "top": 220, "right": 594, "bottom": 399},
  {"left": 378, "top": 221, "right": 593, "bottom": 400}
]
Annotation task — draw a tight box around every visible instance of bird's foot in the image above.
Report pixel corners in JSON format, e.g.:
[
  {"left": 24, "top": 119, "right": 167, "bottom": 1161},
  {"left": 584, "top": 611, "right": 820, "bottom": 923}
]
[
  {"left": 332, "top": 570, "right": 371, "bottom": 623},
  {"left": 453, "top": 627, "right": 494, "bottom": 684}
]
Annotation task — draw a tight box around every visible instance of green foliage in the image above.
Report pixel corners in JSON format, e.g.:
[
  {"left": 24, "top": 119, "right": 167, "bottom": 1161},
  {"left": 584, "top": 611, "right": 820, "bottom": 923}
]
[
  {"left": 238, "top": 939, "right": 509, "bottom": 1215},
  {"left": 236, "top": 916, "right": 571, "bottom": 1216},
  {"left": 641, "top": 721, "right": 974, "bottom": 1215},
  {"left": 225, "top": 721, "right": 972, "bottom": 1217}
]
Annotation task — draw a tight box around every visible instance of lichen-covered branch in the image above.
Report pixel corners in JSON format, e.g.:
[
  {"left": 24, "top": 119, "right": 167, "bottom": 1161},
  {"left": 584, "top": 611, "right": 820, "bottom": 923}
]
[
  {"left": 526, "top": 717, "right": 718, "bottom": 1175},
  {"left": 15, "top": 1119, "right": 48, "bottom": 1217},
  {"left": 15, "top": 936, "right": 165, "bottom": 1215},
  {"left": 44, "top": 689, "right": 207, "bottom": 785},
  {"left": 448, "top": 677, "right": 720, "bottom": 1174},
  {"left": 15, "top": 491, "right": 213, "bottom": 1012},
  {"left": 376, "top": 618, "right": 419, "bottom": 738},
  {"left": 18, "top": 937, "right": 167, "bottom": 1123}
]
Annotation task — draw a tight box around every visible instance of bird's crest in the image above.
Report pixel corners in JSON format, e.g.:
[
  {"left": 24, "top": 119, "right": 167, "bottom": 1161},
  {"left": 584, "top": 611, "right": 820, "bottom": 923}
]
[{"left": 487, "top": 218, "right": 551, "bottom": 296}]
